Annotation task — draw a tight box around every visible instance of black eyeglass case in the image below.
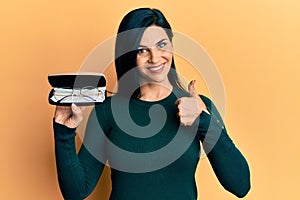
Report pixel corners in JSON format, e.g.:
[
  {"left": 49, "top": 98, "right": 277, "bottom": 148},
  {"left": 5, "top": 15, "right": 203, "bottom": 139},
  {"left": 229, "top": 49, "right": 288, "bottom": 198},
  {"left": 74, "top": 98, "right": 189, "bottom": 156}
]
[{"left": 48, "top": 72, "right": 106, "bottom": 106}]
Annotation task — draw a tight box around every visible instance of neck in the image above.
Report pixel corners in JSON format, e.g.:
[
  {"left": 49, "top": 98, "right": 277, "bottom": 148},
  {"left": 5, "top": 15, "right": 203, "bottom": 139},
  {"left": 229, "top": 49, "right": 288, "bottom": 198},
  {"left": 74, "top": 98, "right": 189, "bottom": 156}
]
[{"left": 139, "top": 82, "right": 173, "bottom": 101}]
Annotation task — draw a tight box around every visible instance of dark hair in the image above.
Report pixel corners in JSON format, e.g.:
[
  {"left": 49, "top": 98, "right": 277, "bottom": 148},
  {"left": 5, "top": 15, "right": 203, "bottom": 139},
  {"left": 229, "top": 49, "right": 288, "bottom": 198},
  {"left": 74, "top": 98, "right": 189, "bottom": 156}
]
[{"left": 115, "top": 8, "right": 185, "bottom": 98}]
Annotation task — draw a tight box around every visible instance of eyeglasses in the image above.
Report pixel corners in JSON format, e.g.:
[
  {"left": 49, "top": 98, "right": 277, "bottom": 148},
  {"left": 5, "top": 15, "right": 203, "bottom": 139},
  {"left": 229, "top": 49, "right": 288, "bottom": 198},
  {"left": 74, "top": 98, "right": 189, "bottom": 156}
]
[{"left": 53, "top": 86, "right": 104, "bottom": 103}]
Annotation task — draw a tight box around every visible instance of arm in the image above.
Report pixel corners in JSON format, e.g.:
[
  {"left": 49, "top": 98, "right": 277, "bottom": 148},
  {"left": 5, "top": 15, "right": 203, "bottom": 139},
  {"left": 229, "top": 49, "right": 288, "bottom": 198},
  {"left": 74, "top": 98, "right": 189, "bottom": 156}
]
[
  {"left": 198, "top": 96, "right": 251, "bottom": 198},
  {"left": 53, "top": 105, "right": 106, "bottom": 200},
  {"left": 176, "top": 80, "right": 250, "bottom": 197}
]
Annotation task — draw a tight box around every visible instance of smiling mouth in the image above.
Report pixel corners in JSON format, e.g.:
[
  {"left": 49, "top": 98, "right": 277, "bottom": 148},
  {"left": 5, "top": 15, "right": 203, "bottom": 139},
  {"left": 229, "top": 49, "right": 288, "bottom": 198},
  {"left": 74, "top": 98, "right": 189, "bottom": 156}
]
[{"left": 147, "top": 64, "right": 164, "bottom": 72}]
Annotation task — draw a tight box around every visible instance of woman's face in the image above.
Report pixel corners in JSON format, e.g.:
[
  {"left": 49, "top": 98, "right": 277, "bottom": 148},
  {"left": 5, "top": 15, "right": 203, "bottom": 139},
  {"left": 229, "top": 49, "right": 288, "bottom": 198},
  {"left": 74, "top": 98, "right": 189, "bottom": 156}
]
[{"left": 136, "top": 25, "right": 173, "bottom": 86}]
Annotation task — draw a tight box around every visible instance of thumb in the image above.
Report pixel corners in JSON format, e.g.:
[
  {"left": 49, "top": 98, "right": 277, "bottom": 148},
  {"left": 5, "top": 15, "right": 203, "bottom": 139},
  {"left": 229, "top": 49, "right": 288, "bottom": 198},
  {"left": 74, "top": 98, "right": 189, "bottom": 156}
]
[
  {"left": 71, "top": 103, "right": 83, "bottom": 123},
  {"left": 71, "top": 103, "right": 81, "bottom": 114},
  {"left": 188, "top": 80, "right": 198, "bottom": 98}
]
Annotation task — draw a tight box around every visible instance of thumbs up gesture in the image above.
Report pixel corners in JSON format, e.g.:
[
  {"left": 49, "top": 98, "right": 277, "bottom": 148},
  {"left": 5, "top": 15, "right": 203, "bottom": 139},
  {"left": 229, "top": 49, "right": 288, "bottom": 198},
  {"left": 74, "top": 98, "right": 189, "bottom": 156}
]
[{"left": 175, "top": 80, "right": 210, "bottom": 126}]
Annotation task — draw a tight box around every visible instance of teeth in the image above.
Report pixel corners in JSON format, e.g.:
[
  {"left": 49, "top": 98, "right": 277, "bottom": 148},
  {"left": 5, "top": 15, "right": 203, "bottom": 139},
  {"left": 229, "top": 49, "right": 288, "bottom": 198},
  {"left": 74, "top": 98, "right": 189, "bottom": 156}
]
[{"left": 148, "top": 65, "right": 163, "bottom": 71}]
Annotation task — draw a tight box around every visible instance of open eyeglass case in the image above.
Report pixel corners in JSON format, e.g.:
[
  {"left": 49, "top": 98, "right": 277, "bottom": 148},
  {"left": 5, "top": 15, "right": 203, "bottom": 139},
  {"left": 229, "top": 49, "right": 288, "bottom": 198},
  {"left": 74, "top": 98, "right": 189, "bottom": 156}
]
[{"left": 48, "top": 72, "right": 106, "bottom": 106}]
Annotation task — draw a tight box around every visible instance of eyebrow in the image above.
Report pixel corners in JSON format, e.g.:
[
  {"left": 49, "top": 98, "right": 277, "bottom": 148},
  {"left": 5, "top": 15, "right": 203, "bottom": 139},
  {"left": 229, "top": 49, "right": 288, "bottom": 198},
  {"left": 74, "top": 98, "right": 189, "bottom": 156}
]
[{"left": 139, "top": 38, "right": 168, "bottom": 48}]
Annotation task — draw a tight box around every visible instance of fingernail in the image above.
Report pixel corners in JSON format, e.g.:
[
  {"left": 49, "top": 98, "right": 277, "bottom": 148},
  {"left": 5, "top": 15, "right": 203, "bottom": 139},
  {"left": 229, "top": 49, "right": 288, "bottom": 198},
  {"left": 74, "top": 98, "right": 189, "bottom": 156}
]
[{"left": 72, "top": 103, "right": 77, "bottom": 109}]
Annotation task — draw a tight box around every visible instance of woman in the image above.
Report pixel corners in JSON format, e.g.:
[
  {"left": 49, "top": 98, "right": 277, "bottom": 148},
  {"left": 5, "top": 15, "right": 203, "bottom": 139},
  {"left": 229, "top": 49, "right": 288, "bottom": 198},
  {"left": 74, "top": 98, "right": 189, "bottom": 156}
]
[{"left": 53, "top": 8, "right": 250, "bottom": 199}]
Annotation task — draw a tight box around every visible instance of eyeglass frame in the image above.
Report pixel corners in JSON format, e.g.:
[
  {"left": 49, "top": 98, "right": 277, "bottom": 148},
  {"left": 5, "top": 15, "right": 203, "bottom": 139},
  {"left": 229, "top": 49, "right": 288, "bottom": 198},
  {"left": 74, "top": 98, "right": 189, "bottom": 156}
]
[{"left": 53, "top": 86, "right": 104, "bottom": 103}]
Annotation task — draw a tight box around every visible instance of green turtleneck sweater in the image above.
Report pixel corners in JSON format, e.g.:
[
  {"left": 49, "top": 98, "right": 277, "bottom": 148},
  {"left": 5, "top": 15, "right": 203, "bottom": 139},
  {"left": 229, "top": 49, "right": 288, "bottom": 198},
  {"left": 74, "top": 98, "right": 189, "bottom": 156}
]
[{"left": 53, "top": 92, "right": 250, "bottom": 200}]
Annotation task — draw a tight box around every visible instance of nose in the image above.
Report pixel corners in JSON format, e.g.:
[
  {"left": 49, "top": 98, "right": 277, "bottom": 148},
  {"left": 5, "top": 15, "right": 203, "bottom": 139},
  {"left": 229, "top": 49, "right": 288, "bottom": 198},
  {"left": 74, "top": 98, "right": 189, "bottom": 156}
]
[{"left": 148, "top": 48, "right": 160, "bottom": 64}]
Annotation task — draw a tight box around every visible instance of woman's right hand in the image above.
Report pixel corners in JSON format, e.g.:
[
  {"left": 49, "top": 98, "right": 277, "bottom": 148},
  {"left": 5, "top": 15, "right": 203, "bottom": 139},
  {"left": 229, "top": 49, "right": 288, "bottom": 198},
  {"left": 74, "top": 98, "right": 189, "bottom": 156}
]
[{"left": 54, "top": 103, "right": 85, "bottom": 128}]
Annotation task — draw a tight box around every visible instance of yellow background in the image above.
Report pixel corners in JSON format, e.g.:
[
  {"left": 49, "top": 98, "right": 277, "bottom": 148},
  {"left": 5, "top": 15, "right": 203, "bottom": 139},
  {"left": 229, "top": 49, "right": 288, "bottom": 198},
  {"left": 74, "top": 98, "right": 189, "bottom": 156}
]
[{"left": 1, "top": 0, "right": 299, "bottom": 199}]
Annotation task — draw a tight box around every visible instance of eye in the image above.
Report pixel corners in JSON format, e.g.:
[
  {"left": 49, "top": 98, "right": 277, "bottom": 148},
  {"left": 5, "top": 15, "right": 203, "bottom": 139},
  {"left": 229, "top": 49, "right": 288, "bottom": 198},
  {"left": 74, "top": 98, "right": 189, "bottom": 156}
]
[
  {"left": 137, "top": 48, "right": 149, "bottom": 55},
  {"left": 157, "top": 42, "right": 167, "bottom": 49}
]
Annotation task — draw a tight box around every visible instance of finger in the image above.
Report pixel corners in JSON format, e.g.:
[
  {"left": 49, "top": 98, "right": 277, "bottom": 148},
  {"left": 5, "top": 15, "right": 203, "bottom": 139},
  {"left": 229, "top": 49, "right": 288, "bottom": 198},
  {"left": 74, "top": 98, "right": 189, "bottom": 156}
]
[
  {"left": 71, "top": 103, "right": 82, "bottom": 115},
  {"left": 67, "top": 103, "right": 82, "bottom": 126},
  {"left": 56, "top": 105, "right": 70, "bottom": 111},
  {"left": 55, "top": 105, "right": 70, "bottom": 116},
  {"left": 188, "top": 80, "right": 198, "bottom": 98},
  {"left": 175, "top": 98, "right": 181, "bottom": 105},
  {"left": 71, "top": 103, "right": 83, "bottom": 118},
  {"left": 54, "top": 105, "right": 72, "bottom": 124}
]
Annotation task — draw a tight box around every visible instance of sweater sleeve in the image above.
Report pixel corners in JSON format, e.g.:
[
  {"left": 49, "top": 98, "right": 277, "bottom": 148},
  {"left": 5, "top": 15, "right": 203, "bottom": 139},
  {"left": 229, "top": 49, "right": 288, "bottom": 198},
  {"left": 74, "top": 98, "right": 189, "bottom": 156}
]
[
  {"left": 53, "top": 109, "right": 106, "bottom": 200},
  {"left": 197, "top": 96, "right": 251, "bottom": 198}
]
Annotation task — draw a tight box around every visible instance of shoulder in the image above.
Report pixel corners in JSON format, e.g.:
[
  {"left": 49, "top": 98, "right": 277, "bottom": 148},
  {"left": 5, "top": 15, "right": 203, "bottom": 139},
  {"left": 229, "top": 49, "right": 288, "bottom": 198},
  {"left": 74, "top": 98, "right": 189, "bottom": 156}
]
[
  {"left": 199, "top": 94, "right": 225, "bottom": 122},
  {"left": 199, "top": 94, "right": 213, "bottom": 108}
]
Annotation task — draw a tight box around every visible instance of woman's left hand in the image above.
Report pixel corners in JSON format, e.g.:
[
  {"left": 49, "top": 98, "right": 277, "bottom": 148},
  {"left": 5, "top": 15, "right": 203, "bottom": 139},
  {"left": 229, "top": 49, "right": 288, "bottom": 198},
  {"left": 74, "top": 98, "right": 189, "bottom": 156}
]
[{"left": 175, "top": 80, "right": 210, "bottom": 126}]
